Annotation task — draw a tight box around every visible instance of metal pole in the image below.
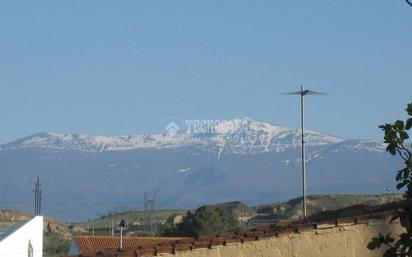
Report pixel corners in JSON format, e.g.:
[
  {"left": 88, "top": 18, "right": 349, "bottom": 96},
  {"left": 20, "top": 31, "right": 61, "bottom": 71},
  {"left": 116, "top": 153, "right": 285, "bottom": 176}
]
[
  {"left": 34, "top": 177, "right": 40, "bottom": 215},
  {"left": 284, "top": 86, "right": 326, "bottom": 219},
  {"left": 39, "top": 188, "right": 41, "bottom": 215},
  {"left": 34, "top": 179, "right": 37, "bottom": 215},
  {"left": 120, "top": 226, "right": 123, "bottom": 249},
  {"left": 300, "top": 86, "right": 307, "bottom": 218},
  {"left": 111, "top": 220, "right": 114, "bottom": 236}
]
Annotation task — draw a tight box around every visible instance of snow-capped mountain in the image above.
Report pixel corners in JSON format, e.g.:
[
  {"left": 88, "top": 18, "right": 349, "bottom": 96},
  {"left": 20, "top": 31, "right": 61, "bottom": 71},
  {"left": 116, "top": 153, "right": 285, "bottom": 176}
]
[
  {"left": 0, "top": 118, "right": 395, "bottom": 221},
  {"left": 2, "top": 118, "right": 347, "bottom": 154},
  {"left": 2, "top": 132, "right": 199, "bottom": 152}
]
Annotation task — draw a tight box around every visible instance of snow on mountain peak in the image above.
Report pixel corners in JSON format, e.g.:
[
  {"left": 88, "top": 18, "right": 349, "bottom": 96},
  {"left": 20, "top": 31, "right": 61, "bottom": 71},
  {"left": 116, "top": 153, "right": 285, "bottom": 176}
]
[
  {"left": 3, "top": 132, "right": 201, "bottom": 152},
  {"left": 0, "top": 118, "right": 350, "bottom": 154},
  {"left": 202, "top": 118, "right": 344, "bottom": 155}
]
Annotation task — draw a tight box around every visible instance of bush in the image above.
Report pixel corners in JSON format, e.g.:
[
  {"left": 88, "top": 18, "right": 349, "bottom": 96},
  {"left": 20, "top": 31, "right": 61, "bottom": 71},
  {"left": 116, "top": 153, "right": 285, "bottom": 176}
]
[{"left": 160, "top": 205, "right": 238, "bottom": 237}]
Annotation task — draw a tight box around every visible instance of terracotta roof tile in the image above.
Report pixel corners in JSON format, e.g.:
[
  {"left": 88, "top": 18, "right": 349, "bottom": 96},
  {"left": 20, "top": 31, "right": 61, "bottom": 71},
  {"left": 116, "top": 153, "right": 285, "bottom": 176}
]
[{"left": 73, "top": 235, "right": 186, "bottom": 255}]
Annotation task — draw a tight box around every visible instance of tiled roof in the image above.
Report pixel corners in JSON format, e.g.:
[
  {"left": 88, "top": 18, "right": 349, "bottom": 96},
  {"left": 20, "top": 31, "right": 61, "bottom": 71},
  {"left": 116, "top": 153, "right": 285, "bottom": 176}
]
[
  {"left": 73, "top": 235, "right": 187, "bottom": 255},
  {"left": 67, "top": 200, "right": 405, "bottom": 257}
]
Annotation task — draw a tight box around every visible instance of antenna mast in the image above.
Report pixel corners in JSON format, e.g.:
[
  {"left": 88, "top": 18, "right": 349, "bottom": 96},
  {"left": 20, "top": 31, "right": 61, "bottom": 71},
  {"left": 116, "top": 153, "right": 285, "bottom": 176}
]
[
  {"left": 33, "top": 176, "right": 41, "bottom": 216},
  {"left": 283, "top": 86, "right": 327, "bottom": 218},
  {"left": 300, "top": 86, "right": 307, "bottom": 218}
]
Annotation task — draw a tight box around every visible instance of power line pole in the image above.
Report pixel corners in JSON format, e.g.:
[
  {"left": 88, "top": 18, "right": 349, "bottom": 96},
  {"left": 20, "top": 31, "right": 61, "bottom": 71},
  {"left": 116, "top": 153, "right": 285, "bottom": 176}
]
[
  {"left": 39, "top": 183, "right": 42, "bottom": 215},
  {"left": 33, "top": 176, "right": 41, "bottom": 216},
  {"left": 111, "top": 219, "right": 114, "bottom": 236},
  {"left": 144, "top": 193, "right": 148, "bottom": 232},
  {"left": 151, "top": 193, "right": 156, "bottom": 234},
  {"left": 144, "top": 193, "right": 157, "bottom": 235},
  {"left": 34, "top": 178, "right": 37, "bottom": 215}
]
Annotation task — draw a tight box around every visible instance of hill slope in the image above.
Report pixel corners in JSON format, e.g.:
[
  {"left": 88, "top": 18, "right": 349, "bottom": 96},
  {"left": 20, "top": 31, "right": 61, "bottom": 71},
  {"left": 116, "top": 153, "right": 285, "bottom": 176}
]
[{"left": 252, "top": 193, "right": 403, "bottom": 221}]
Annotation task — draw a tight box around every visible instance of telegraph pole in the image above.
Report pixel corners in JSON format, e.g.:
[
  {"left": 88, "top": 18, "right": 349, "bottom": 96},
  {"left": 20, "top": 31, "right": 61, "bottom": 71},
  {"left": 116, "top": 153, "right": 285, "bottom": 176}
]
[
  {"left": 144, "top": 193, "right": 157, "bottom": 235},
  {"left": 111, "top": 219, "right": 114, "bottom": 236},
  {"left": 34, "top": 178, "right": 37, "bottom": 215}
]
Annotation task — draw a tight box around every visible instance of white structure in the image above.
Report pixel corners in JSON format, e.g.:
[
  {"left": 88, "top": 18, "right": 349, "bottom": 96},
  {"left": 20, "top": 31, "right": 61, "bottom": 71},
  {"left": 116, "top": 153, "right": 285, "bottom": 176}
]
[{"left": 0, "top": 216, "right": 43, "bottom": 257}]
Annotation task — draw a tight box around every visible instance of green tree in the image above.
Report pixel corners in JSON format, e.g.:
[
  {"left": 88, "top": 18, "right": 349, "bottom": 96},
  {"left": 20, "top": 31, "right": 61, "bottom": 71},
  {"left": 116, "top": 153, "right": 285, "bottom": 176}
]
[
  {"left": 160, "top": 205, "right": 239, "bottom": 237},
  {"left": 368, "top": 102, "right": 412, "bottom": 256}
]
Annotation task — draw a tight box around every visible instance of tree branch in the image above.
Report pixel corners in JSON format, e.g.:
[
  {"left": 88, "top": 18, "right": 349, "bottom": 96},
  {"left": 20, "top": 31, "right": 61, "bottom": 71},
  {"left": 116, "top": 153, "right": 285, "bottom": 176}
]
[{"left": 397, "top": 147, "right": 409, "bottom": 162}]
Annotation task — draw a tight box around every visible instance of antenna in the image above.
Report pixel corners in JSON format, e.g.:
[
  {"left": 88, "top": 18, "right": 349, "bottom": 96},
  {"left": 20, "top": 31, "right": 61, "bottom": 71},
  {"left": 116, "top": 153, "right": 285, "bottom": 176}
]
[
  {"left": 33, "top": 177, "right": 42, "bottom": 216},
  {"left": 283, "top": 86, "right": 327, "bottom": 218}
]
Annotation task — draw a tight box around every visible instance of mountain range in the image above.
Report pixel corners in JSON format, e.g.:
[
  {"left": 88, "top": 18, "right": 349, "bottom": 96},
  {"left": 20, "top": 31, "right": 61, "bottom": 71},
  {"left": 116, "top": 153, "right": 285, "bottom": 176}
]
[{"left": 0, "top": 118, "right": 400, "bottom": 221}]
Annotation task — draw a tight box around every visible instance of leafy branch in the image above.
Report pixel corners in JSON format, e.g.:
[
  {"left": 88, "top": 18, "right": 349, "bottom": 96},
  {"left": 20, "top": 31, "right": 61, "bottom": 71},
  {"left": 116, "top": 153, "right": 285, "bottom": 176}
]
[{"left": 368, "top": 103, "right": 412, "bottom": 257}]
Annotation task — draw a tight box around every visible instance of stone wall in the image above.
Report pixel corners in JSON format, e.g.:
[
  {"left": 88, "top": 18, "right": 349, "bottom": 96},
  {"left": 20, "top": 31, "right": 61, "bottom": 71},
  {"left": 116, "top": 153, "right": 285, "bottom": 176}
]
[{"left": 159, "top": 218, "right": 404, "bottom": 257}]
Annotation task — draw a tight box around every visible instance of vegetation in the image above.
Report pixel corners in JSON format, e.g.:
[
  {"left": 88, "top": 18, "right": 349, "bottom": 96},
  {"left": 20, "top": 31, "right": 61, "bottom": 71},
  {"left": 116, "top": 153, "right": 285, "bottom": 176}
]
[
  {"left": 368, "top": 102, "right": 412, "bottom": 256},
  {"left": 42, "top": 218, "right": 78, "bottom": 257},
  {"left": 210, "top": 201, "right": 256, "bottom": 217},
  {"left": 252, "top": 194, "right": 403, "bottom": 222},
  {"left": 81, "top": 194, "right": 403, "bottom": 235},
  {"left": 160, "top": 205, "right": 239, "bottom": 237},
  {"left": 43, "top": 232, "right": 71, "bottom": 257},
  {"left": 84, "top": 209, "right": 187, "bottom": 230}
]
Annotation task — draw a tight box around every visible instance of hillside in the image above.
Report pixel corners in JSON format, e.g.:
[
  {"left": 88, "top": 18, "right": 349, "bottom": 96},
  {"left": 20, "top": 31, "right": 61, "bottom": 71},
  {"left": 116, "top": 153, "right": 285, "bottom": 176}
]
[
  {"left": 0, "top": 209, "right": 32, "bottom": 227},
  {"left": 252, "top": 193, "right": 403, "bottom": 222},
  {"left": 209, "top": 201, "right": 256, "bottom": 216},
  {"left": 82, "top": 209, "right": 188, "bottom": 235},
  {"left": 83, "top": 193, "right": 403, "bottom": 231}
]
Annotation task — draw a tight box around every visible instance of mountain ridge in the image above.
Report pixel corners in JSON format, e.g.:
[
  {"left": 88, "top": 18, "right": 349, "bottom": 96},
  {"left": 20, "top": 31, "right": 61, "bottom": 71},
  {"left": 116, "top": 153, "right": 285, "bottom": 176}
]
[
  {"left": 0, "top": 118, "right": 377, "bottom": 155},
  {"left": 0, "top": 118, "right": 395, "bottom": 221}
]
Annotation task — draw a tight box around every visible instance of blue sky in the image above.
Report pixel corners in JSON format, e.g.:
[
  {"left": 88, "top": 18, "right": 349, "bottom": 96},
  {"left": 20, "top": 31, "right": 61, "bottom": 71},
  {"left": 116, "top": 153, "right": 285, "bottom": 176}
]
[{"left": 0, "top": 0, "right": 411, "bottom": 143}]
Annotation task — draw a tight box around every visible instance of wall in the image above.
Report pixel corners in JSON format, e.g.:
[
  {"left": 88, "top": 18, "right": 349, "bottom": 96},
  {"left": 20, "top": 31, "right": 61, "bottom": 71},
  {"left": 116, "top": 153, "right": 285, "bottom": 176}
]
[
  {"left": 0, "top": 216, "right": 43, "bottom": 257},
  {"left": 160, "top": 218, "right": 404, "bottom": 257}
]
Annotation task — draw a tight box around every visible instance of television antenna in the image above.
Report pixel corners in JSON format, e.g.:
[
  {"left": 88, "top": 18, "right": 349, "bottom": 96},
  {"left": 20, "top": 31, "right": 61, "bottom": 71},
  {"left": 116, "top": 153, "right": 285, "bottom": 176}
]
[{"left": 283, "top": 86, "right": 327, "bottom": 218}]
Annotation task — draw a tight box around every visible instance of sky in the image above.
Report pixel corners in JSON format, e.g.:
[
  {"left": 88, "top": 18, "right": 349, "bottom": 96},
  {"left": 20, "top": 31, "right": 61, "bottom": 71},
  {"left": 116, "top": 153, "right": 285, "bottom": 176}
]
[{"left": 0, "top": 0, "right": 411, "bottom": 143}]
